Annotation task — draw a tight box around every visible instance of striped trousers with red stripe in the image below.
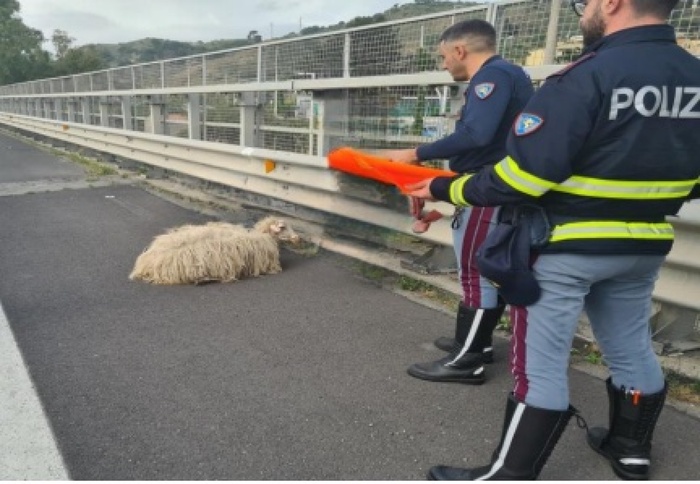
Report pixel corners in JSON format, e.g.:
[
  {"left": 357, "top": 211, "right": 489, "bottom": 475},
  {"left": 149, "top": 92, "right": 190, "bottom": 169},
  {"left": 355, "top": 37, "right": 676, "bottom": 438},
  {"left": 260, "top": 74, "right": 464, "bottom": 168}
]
[
  {"left": 451, "top": 205, "right": 501, "bottom": 309},
  {"left": 509, "top": 253, "right": 666, "bottom": 410}
]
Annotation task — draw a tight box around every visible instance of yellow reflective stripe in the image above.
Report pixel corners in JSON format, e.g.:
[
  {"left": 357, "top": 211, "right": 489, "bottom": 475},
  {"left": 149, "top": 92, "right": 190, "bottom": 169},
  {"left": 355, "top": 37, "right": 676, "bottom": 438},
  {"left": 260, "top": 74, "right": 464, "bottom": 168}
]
[
  {"left": 449, "top": 175, "right": 471, "bottom": 207},
  {"left": 494, "top": 157, "right": 556, "bottom": 197},
  {"left": 553, "top": 176, "right": 695, "bottom": 199},
  {"left": 550, "top": 221, "right": 674, "bottom": 242}
]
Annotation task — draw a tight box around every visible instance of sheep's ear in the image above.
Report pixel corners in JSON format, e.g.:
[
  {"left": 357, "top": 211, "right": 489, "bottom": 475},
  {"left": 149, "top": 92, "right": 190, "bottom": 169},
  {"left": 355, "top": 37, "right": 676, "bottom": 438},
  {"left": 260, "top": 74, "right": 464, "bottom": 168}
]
[{"left": 270, "top": 222, "right": 282, "bottom": 233}]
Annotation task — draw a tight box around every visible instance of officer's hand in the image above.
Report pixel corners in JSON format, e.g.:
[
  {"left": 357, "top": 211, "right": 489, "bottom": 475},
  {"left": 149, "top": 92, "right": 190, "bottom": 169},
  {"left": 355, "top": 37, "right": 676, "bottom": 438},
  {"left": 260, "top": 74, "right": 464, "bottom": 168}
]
[
  {"left": 384, "top": 148, "right": 419, "bottom": 165},
  {"left": 405, "top": 178, "right": 436, "bottom": 201}
]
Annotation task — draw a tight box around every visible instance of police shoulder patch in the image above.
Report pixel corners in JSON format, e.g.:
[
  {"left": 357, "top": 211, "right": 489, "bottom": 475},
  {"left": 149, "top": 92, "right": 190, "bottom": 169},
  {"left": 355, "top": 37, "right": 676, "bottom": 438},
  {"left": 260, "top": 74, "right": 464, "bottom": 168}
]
[
  {"left": 474, "top": 82, "right": 495, "bottom": 99},
  {"left": 514, "top": 113, "right": 544, "bottom": 136}
]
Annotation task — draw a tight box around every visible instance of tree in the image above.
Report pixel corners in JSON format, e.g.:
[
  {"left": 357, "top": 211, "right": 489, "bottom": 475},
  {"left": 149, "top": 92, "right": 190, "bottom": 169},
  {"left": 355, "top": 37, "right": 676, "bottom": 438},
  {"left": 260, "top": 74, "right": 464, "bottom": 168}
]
[
  {"left": 0, "top": 0, "right": 52, "bottom": 84},
  {"left": 53, "top": 46, "right": 104, "bottom": 76},
  {"left": 51, "top": 29, "right": 75, "bottom": 59}
]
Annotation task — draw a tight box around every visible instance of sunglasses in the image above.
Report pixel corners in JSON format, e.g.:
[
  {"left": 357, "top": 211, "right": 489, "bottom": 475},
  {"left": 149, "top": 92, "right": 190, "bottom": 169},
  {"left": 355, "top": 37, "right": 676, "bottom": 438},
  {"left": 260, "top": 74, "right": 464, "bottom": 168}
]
[{"left": 570, "top": 0, "right": 588, "bottom": 16}]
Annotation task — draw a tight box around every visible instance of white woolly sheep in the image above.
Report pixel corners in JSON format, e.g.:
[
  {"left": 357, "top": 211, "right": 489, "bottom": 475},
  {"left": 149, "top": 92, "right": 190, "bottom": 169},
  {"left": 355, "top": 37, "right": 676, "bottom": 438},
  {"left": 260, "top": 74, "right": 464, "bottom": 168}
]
[{"left": 129, "top": 216, "right": 300, "bottom": 285}]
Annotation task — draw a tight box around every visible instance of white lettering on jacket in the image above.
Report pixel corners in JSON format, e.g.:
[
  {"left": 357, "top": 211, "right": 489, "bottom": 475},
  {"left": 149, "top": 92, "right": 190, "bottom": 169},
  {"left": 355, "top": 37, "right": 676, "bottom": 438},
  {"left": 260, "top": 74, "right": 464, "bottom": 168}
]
[{"left": 609, "top": 86, "right": 700, "bottom": 120}]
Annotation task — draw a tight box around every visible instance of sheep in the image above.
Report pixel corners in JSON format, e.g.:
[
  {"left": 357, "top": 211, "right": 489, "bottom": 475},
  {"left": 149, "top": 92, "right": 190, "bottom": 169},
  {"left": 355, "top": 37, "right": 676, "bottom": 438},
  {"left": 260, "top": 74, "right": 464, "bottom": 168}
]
[{"left": 129, "top": 216, "right": 300, "bottom": 285}]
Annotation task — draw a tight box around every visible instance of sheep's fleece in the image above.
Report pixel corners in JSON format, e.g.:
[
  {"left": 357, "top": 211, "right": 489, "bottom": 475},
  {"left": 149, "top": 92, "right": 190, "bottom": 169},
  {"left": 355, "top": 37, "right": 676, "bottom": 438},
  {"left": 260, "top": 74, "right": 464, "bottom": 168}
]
[{"left": 129, "top": 217, "right": 299, "bottom": 285}]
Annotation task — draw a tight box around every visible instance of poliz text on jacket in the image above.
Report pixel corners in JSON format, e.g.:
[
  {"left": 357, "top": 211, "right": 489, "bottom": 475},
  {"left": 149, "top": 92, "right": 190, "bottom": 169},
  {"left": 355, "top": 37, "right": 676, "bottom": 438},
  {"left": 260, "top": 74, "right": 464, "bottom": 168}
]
[{"left": 609, "top": 86, "right": 700, "bottom": 120}]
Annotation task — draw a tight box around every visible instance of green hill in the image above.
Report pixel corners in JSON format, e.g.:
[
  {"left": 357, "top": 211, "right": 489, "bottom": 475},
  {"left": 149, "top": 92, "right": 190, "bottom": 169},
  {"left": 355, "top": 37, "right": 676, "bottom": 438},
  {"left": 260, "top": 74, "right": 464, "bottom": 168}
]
[{"left": 81, "top": 1, "right": 481, "bottom": 68}]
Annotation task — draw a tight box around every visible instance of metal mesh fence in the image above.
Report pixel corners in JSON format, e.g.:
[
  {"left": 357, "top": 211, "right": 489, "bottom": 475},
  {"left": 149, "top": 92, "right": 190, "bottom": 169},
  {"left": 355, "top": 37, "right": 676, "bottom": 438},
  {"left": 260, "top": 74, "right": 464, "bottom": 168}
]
[
  {"left": 1, "top": 0, "right": 699, "bottom": 156},
  {"left": 259, "top": 129, "right": 312, "bottom": 154},
  {"left": 130, "top": 96, "right": 151, "bottom": 133},
  {"left": 133, "top": 63, "right": 163, "bottom": 90},
  {"left": 338, "top": 86, "right": 450, "bottom": 150},
  {"left": 203, "top": 93, "right": 241, "bottom": 144},
  {"left": 205, "top": 49, "right": 259, "bottom": 85},
  {"left": 164, "top": 94, "right": 190, "bottom": 138},
  {"left": 261, "top": 35, "right": 346, "bottom": 81},
  {"left": 673, "top": 0, "right": 700, "bottom": 54},
  {"left": 112, "top": 66, "right": 134, "bottom": 90},
  {"left": 164, "top": 58, "right": 205, "bottom": 88}
]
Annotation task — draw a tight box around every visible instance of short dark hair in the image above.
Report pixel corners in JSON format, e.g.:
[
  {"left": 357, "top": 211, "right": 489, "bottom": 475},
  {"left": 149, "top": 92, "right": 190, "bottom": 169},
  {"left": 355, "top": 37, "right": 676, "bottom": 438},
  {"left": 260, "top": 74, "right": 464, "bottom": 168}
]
[
  {"left": 439, "top": 19, "right": 497, "bottom": 53},
  {"left": 630, "top": 0, "right": 679, "bottom": 18}
]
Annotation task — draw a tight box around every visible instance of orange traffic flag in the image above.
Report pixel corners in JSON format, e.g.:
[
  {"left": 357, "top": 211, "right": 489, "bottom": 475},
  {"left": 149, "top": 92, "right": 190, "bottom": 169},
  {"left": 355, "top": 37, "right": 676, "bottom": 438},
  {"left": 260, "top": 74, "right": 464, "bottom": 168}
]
[{"left": 327, "top": 147, "right": 456, "bottom": 193}]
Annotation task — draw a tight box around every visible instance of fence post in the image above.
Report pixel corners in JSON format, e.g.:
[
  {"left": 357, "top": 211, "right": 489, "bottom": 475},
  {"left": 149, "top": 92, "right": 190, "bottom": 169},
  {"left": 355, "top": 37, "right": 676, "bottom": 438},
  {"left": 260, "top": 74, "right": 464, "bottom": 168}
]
[
  {"left": 240, "top": 92, "right": 259, "bottom": 148},
  {"left": 544, "top": 0, "right": 562, "bottom": 64},
  {"left": 147, "top": 96, "right": 165, "bottom": 135},
  {"left": 122, "top": 96, "right": 133, "bottom": 130},
  {"left": 188, "top": 93, "right": 202, "bottom": 140}
]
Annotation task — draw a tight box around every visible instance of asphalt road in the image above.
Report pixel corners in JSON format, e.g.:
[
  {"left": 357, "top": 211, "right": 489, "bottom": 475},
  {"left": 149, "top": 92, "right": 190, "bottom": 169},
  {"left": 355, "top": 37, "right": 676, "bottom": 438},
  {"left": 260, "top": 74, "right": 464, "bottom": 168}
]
[{"left": 1, "top": 131, "right": 699, "bottom": 480}]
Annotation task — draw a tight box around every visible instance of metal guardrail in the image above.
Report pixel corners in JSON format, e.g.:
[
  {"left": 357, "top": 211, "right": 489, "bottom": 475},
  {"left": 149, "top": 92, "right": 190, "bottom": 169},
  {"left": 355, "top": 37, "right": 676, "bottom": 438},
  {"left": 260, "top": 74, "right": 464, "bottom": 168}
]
[
  {"left": 2, "top": 112, "right": 699, "bottom": 331},
  {"left": 0, "top": 112, "right": 456, "bottom": 245}
]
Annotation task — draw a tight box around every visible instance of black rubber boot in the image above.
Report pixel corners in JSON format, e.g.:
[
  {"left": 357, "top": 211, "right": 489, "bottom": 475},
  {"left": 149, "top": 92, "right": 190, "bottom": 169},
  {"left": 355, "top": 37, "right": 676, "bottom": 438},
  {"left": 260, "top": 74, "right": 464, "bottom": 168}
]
[
  {"left": 587, "top": 378, "right": 667, "bottom": 480},
  {"left": 433, "top": 303, "right": 504, "bottom": 363},
  {"left": 428, "top": 394, "right": 575, "bottom": 480},
  {"left": 408, "top": 306, "right": 504, "bottom": 383}
]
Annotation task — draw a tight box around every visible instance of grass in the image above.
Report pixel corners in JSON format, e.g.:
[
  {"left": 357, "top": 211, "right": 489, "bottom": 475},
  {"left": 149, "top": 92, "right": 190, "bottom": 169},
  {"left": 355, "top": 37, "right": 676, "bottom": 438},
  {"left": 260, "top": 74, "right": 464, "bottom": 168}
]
[
  {"left": 396, "top": 275, "right": 460, "bottom": 312},
  {"left": 53, "top": 150, "right": 118, "bottom": 180},
  {"left": 665, "top": 370, "right": 700, "bottom": 405},
  {"left": 570, "top": 343, "right": 700, "bottom": 405}
]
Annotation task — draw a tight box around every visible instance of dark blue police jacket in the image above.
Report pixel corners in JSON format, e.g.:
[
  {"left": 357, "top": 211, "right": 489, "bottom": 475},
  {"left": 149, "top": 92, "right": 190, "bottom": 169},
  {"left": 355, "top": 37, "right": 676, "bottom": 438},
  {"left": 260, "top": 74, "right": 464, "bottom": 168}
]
[
  {"left": 432, "top": 25, "right": 700, "bottom": 256},
  {"left": 416, "top": 55, "right": 534, "bottom": 174}
]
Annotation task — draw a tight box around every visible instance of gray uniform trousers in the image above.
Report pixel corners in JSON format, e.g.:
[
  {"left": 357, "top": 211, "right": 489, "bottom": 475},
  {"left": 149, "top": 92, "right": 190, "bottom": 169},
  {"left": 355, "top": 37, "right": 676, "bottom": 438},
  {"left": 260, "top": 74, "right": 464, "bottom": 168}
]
[{"left": 508, "top": 253, "right": 667, "bottom": 411}]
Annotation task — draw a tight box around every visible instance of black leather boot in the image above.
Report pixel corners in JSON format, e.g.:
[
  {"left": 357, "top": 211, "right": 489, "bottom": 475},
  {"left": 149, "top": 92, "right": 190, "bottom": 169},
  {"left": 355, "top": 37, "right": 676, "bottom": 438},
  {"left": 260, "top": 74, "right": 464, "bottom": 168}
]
[
  {"left": 408, "top": 305, "right": 504, "bottom": 384},
  {"left": 587, "top": 378, "right": 667, "bottom": 480},
  {"left": 428, "top": 394, "right": 575, "bottom": 480},
  {"left": 433, "top": 304, "right": 504, "bottom": 363}
]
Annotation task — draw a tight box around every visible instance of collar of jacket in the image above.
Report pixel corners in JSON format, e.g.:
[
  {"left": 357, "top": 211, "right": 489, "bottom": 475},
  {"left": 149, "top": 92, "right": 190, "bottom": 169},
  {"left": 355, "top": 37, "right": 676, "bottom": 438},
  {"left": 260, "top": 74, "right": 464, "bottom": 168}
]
[
  {"left": 482, "top": 54, "right": 503, "bottom": 67},
  {"left": 582, "top": 24, "right": 676, "bottom": 56}
]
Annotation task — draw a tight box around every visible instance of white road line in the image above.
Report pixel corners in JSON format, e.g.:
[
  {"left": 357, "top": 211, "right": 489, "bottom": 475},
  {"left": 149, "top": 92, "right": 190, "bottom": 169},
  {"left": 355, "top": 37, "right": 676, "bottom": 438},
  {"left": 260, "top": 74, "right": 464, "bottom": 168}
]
[{"left": 0, "top": 301, "right": 69, "bottom": 480}]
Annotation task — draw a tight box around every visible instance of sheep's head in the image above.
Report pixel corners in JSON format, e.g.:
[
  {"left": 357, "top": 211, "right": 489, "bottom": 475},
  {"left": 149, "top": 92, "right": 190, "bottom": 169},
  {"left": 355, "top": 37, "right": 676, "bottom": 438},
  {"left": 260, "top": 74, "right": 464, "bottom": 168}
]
[{"left": 254, "top": 217, "right": 301, "bottom": 244}]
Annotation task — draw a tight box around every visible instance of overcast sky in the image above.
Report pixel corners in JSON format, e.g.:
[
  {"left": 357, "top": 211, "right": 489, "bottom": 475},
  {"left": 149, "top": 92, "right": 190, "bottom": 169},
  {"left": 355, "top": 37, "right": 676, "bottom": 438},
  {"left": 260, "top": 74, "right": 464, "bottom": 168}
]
[{"left": 19, "top": 0, "right": 410, "bottom": 48}]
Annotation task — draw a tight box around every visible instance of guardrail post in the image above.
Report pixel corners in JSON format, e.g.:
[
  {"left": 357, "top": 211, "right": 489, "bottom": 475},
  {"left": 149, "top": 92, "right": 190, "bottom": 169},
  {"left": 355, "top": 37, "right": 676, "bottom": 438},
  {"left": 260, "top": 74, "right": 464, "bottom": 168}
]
[
  {"left": 187, "top": 93, "right": 202, "bottom": 140},
  {"left": 147, "top": 96, "right": 165, "bottom": 135},
  {"left": 313, "top": 91, "right": 349, "bottom": 156},
  {"left": 99, "top": 98, "right": 110, "bottom": 127},
  {"left": 81, "top": 98, "right": 91, "bottom": 125},
  {"left": 121, "top": 96, "right": 133, "bottom": 131},
  {"left": 42, "top": 100, "right": 50, "bottom": 119},
  {"left": 67, "top": 99, "right": 76, "bottom": 123},
  {"left": 240, "top": 92, "right": 259, "bottom": 148},
  {"left": 54, "top": 98, "right": 63, "bottom": 121}
]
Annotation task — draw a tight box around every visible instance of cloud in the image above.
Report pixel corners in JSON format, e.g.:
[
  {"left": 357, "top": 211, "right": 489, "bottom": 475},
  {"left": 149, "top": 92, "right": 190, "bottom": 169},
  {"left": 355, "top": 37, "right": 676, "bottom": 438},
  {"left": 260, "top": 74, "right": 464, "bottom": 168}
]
[{"left": 18, "top": 0, "right": 405, "bottom": 46}]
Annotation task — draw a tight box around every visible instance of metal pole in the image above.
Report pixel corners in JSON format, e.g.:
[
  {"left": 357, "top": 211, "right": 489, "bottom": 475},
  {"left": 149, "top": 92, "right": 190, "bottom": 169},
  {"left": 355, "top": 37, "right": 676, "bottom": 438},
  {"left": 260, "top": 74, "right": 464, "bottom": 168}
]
[{"left": 544, "top": 0, "right": 562, "bottom": 64}]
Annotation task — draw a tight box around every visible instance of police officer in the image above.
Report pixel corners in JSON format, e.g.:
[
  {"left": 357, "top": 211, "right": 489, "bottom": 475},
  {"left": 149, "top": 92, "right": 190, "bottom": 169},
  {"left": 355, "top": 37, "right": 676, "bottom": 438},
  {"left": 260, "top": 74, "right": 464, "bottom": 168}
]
[
  {"left": 385, "top": 19, "right": 533, "bottom": 385},
  {"left": 407, "top": 0, "right": 700, "bottom": 479}
]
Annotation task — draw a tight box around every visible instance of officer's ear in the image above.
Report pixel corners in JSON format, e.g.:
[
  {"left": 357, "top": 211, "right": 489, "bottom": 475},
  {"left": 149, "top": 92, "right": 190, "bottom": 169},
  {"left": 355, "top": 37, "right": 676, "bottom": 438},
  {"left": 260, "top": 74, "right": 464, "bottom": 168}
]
[
  {"left": 453, "top": 42, "right": 469, "bottom": 60},
  {"left": 602, "top": 0, "right": 624, "bottom": 15}
]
